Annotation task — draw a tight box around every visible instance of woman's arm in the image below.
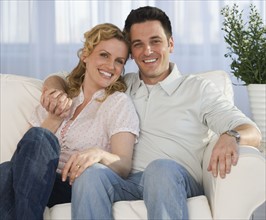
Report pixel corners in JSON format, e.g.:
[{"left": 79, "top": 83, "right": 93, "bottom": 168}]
[
  {"left": 40, "top": 113, "right": 64, "bottom": 133},
  {"left": 62, "top": 132, "right": 136, "bottom": 185}
]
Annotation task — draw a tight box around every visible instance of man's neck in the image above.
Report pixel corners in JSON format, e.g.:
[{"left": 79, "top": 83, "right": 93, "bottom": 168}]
[{"left": 140, "top": 65, "right": 172, "bottom": 85}]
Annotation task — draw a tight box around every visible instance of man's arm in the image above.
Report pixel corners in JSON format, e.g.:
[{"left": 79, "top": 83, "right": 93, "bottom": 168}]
[
  {"left": 43, "top": 75, "right": 68, "bottom": 91},
  {"left": 208, "top": 123, "right": 261, "bottom": 179}
]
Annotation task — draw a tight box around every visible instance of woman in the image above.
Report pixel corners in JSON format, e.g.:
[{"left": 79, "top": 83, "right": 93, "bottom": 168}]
[{"left": 0, "top": 23, "right": 139, "bottom": 220}]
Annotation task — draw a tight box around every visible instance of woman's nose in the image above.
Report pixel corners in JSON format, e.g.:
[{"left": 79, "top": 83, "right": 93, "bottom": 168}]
[{"left": 106, "top": 60, "right": 115, "bottom": 70}]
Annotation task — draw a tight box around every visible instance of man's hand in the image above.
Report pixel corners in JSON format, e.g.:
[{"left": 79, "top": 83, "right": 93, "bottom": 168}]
[
  {"left": 41, "top": 88, "right": 72, "bottom": 118},
  {"left": 207, "top": 133, "right": 239, "bottom": 178}
]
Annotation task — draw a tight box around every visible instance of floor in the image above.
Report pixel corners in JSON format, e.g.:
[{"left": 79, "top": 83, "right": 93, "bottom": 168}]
[{"left": 252, "top": 201, "right": 266, "bottom": 220}]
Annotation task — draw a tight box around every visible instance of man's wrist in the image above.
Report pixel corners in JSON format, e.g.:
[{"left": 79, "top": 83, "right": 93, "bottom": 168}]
[{"left": 223, "top": 130, "right": 241, "bottom": 144}]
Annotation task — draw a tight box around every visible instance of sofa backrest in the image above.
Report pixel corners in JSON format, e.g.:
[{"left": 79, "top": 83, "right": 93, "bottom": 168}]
[
  {"left": 0, "top": 74, "right": 43, "bottom": 162},
  {"left": 0, "top": 70, "right": 233, "bottom": 162}
]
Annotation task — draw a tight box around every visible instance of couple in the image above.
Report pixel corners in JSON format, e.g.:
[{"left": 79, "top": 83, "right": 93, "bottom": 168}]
[{"left": 0, "top": 6, "right": 261, "bottom": 220}]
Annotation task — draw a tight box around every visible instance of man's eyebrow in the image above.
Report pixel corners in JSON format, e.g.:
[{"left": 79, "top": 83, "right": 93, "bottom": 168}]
[
  {"left": 131, "top": 39, "right": 141, "bottom": 44},
  {"left": 150, "top": 36, "right": 162, "bottom": 40},
  {"left": 131, "top": 36, "right": 162, "bottom": 44}
]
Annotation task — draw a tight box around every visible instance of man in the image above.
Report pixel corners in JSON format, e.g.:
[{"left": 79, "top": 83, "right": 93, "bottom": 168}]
[{"left": 42, "top": 6, "right": 261, "bottom": 219}]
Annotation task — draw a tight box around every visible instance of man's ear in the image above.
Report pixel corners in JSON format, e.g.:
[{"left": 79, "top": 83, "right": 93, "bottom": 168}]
[{"left": 168, "top": 36, "right": 174, "bottom": 53}]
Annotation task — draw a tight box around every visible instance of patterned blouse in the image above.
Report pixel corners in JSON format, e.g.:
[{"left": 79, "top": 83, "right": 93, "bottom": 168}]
[{"left": 29, "top": 88, "right": 139, "bottom": 173}]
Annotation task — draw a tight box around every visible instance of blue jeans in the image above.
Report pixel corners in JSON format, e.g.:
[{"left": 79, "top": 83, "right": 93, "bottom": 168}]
[
  {"left": 0, "top": 127, "right": 68, "bottom": 220},
  {"left": 72, "top": 159, "right": 203, "bottom": 219}
]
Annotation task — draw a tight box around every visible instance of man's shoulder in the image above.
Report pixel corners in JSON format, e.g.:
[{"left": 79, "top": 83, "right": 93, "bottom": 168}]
[
  {"left": 45, "top": 71, "right": 69, "bottom": 81},
  {"left": 123, "top": 72, "right": 139, "bottom": 86}
]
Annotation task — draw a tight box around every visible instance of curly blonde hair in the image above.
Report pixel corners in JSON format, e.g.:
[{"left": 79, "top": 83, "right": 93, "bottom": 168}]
[{"left": 66, "top": 23, "right": 130, "bottom": 101}]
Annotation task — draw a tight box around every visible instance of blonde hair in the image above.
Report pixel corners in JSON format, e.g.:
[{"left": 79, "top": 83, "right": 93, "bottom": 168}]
[{"left": 66, "top": 23, "right": 129, "bottom": 101}]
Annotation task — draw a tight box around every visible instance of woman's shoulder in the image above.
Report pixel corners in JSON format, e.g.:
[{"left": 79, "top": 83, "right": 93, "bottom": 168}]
[{"left": 108, "top": 91, "right": 132, "bottom": 103}]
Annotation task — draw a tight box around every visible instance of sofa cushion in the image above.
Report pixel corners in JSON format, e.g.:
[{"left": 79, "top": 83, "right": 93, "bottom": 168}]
[{"left": 45, "top": 195, "right": 212, "bottom": 219}]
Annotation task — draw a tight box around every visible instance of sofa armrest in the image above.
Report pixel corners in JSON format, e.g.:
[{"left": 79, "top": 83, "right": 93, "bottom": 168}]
[{"left": 202, "top": 136, "right": 266, "bottom": 219}]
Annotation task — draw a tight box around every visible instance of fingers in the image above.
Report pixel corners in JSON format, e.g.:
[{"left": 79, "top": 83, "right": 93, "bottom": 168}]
[
  {"left": 207, "top": 155, "right": 218, "bottom": 178},
  {"left": 56, "top": 98, "right": 73, "bottom": 116},
  {"left": 231, "top": 150, "right": 239, "bottom": 166},
  {"left": 208, "top": 150, "right": 239, "bottom": 179},
  {"left": 61, "top": 155, "right": 74, "bottom": 182},
  {"left": 68, "top": 158, "right": 84, "bottom": 185},
  {"left": 62, "top": 153, "right": 86, "bottom": 185},
  {"left": 40, "top": 88, "right": 72, "bottom": 118}
]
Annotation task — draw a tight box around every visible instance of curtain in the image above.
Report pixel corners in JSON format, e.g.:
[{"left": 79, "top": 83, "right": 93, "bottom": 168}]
[{"left": 0, "top": 0, "right": 265, "bottom": 117}]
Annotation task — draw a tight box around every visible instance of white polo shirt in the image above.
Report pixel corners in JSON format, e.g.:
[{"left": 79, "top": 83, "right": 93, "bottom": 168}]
[{"left": 124, "top": 63, "right": 257, "bottom": 184}]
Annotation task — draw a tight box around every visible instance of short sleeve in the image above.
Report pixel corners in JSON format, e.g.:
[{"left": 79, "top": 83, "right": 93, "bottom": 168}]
[{"left": 106, "top": 92, "right": 139, "bottom": 138}]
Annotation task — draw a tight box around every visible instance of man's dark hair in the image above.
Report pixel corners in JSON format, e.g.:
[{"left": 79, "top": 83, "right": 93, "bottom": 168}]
[{"left": 124, "top": 6, "right": 172, "bottom": 41}]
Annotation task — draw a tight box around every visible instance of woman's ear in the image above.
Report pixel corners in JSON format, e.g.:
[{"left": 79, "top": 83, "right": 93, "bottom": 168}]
[{"left": 81, "top": 48, "right": 87, "bottom": 62}]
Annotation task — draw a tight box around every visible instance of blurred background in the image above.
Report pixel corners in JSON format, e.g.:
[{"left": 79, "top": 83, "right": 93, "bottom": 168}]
[{"left": 0, "top": 0, "right": 265, "bottom": 118}]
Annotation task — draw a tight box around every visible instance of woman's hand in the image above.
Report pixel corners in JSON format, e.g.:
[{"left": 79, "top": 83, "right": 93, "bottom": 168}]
[
  {"left": 62, "top": 132, "right": 136, "bottom": 185},
  {"left": 41, "top": 88, "right": 72, "bottom": 119},
  {"left": 62, "top": 148, "right": 104, "bottom": 185}
]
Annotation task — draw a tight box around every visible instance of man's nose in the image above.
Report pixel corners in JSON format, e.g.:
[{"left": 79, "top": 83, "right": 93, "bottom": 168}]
[{"left": 144, "top": 45, "right": 153, "bottom": 56}]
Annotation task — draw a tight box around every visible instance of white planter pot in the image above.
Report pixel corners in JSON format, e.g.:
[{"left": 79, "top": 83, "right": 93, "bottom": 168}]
[{"left": 247, "top": 84, "right": 266, "bottom": 147}]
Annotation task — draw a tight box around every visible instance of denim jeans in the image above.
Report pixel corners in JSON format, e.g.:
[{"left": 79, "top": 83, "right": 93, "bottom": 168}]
[
  {"left": 72, "top": 159, "right": 203, "bottom": 219},
  {"left": 0, "top": 127, "right": 62, "bottom": 220}
]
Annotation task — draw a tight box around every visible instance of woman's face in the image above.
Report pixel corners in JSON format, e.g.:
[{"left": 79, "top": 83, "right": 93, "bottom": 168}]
[{"left": 83, "top": 38, "right": 128, "bottom": 90}]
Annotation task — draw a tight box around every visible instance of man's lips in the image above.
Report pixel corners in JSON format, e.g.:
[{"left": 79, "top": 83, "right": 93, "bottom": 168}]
[{"left": 143, "top": 58, "right": 158, "bottom": 64}]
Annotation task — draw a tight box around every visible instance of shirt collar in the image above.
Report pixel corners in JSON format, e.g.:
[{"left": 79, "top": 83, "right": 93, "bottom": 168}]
[
  {"left": 67, "top": 88, "right": 105, "bottom": 120},
  {"left": 158, "top": 63, "right": 183, "bottom": 95},
  {"left": 130, "top": 62, "right": 183, "bottom": 96},
  {"left": 73, "top": 87, "right": 105, "bottom": 107}
]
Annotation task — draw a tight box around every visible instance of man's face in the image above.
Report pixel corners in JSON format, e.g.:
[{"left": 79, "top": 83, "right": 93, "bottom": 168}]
[{"left": 130, "top": 20, "right": 174, "bottom": 84}]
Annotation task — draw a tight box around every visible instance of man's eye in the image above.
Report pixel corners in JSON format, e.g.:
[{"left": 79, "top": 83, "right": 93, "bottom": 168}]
[
  {"left": 132, "top": 43, "right": 142, "bottom": 48},
  {"left": 152, "top": 40, "right": 161, "bottom": 44},
  {"left": 116, "top": 59, "right": 125, "bottom": 65}
]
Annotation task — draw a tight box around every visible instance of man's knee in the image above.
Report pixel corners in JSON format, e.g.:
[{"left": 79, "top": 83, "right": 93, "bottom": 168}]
[
  {"left": 74, "top": 163, "right": 109, "bottom": 187},
  {"left": 144, "top": 159, "right": 186, "bottom": 183}
]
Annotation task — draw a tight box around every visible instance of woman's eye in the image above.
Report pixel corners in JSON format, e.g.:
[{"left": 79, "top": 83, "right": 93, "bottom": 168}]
[{"left": 100, "top": 53, "right": 108, "bottom": 58}]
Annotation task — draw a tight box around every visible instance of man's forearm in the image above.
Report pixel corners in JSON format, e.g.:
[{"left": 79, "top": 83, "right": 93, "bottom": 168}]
[
  {"left": 234, "top": 124, "right": 261, "bottom": 147},
  {"left": 43, "top": 75, "right": 68, "bottom": 92}
]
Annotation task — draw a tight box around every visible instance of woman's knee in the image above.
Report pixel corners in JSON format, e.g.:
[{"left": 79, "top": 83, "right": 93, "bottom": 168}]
[{"left": 19, "top": 127, "right": 60, "bottom": 155}]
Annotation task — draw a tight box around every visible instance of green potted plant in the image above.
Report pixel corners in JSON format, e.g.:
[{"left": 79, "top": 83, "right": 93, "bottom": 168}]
[{"left": 221, "top": 3, "right": 266, "bottom": 147}]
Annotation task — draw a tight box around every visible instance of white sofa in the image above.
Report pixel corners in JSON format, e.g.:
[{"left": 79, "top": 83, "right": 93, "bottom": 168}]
[{"left": 0, "top": 71, "right": 265, "bottom": 219}]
